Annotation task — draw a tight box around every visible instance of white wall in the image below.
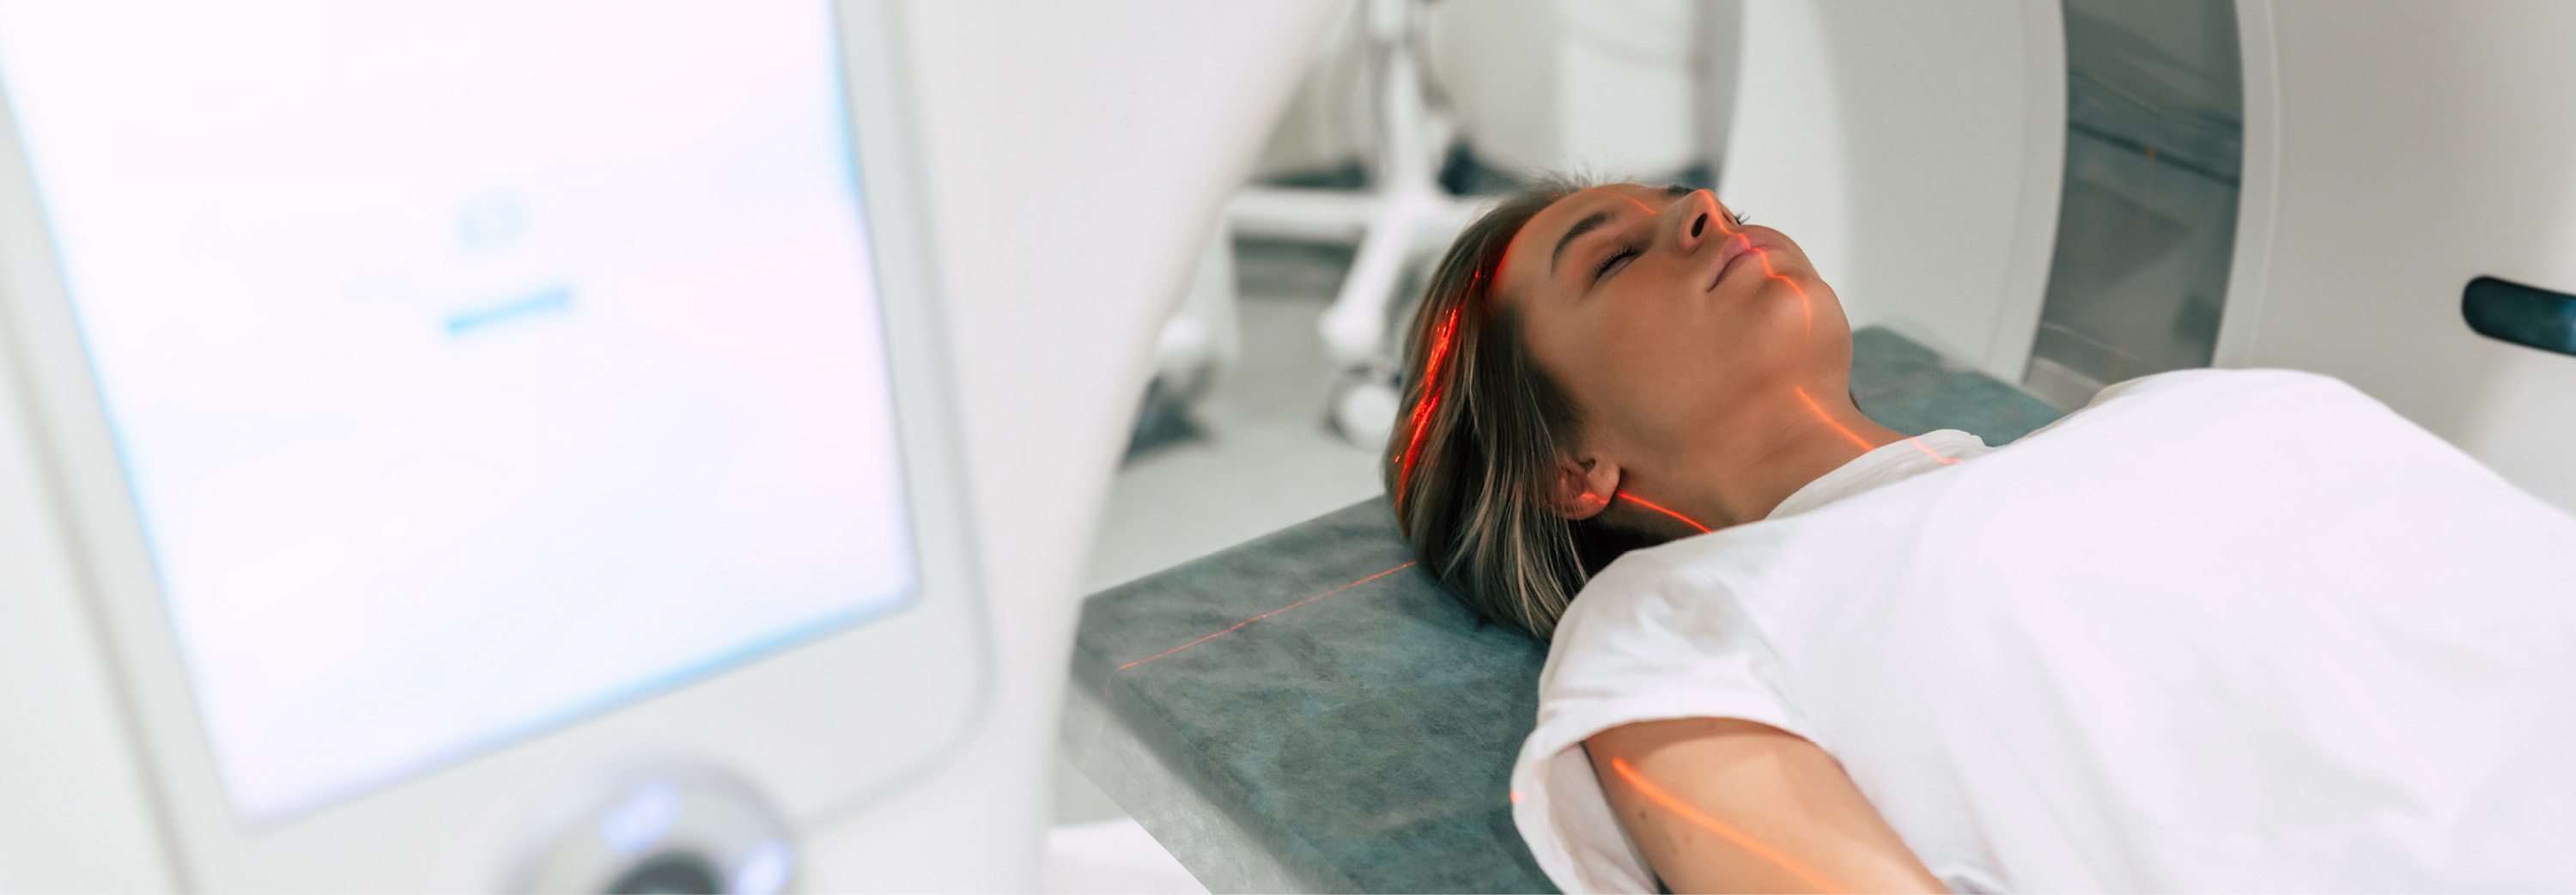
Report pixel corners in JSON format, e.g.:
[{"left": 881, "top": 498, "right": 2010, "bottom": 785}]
[{"left": 796, "top": 3, "right": 1335, "bottom": 890}]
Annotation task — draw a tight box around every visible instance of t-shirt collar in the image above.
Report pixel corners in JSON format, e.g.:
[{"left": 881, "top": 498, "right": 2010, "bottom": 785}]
[{"left": 1765, "top": 429, "right": 1990, "bottom": 521}]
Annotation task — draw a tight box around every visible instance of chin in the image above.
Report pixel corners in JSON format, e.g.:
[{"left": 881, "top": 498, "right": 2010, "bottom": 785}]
[{"left": 1734, "top": 277, "right": 1822, "bottom": 334}]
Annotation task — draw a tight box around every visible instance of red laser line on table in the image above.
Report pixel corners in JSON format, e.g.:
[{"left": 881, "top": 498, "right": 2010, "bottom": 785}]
[
  {"left": 1116, "top": 562, "right": 1419, "bottom": 671},
  {"left": 1609, "top": 757, "right": 1849, "bottom": 894},
  {"left": 1079, "top": 560, "right": 1426, "bottom": 768}
]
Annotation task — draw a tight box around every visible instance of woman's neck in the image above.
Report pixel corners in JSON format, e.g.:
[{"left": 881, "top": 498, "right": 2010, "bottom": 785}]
[{"left": 1644, "top": 387, "right": 1905, "bottom": 530}]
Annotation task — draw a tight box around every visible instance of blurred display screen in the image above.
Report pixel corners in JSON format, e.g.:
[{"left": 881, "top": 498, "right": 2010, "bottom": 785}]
[{"left": 0, "top": 0, "right": 916, "bottom": 822}]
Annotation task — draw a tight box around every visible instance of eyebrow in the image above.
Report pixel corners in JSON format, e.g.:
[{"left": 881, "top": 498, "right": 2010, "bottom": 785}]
[{"left": 1549, "top": 210, "right": 1613, "bottom": 277}]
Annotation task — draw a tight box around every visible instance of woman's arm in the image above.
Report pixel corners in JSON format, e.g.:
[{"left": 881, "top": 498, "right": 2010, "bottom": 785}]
[{"left": 1585, "top": 717, "right": 1947, "bottom": 894}]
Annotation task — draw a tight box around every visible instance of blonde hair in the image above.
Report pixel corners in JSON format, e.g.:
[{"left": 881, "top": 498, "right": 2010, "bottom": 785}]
[{"left": 1382, "top": 182, "right": 1662, "bottom": 637}]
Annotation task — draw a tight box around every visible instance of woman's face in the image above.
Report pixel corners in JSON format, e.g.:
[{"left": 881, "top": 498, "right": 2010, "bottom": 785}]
[{"left": 1494, "top": 184, "right": 1853, "bottom": 472}]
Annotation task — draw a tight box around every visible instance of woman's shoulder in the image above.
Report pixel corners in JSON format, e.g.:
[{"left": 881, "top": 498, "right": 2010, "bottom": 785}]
[
  {"left": 1540, "top": 541, "right": 1802, "bottom": 716},
  {"left": 1551, "top": 521, "right": 1837, "bottom": 656},
  {"left": 1553, "top": 549, "right": 1735, "bottom": 648}
]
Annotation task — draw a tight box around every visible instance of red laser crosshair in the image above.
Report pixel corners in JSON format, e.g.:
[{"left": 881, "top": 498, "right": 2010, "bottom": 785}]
[
  {"left": 1083, "top": 561, "right": 1425, "bottom": 766},
  {"left": 1116, "top": 561, "right": 1419, "bottom": 671}
]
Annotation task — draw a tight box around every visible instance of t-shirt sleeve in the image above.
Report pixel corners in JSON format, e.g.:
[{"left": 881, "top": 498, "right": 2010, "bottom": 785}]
[{"left": 1508, "top": 548, "right": 1815, "bottom": 894}]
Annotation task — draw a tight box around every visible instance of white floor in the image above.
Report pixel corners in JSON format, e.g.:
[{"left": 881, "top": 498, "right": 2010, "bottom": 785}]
[
  {"left": 1042, "top": 818, "right": 1209, "bottom": 895},
  {"left": 1043, "top": 242, "right": 1382, "bottom": 892}
]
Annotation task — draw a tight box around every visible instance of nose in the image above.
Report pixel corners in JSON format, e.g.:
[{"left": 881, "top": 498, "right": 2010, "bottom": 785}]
[{"left": 1668, "top": 188, "right": 1724, "bottom": 256}]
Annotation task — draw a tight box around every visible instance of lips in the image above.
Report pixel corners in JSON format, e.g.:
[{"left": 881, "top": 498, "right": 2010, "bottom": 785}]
[{"left": 1706, "top": 231, "right": 1765, "bottom": 292}]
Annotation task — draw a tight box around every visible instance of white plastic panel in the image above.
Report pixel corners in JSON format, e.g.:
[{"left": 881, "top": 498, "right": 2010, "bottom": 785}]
[
  {"left": 795, "top": 2, "right": 1340, "bottom": 890},
  {"left": 0, "top": 2, "right": 993, "bottom": 888},
  {"left": 1720, "top": 0, "right": 2065, "bottom": 381},
  {"left": 2221, "top": 0, "right": 2576, "bottom": 511},
  {"left": 0, "top": 309, "right": 169, "bottom": 891},
  {"left": 2024, "top": 0, "right": 2245, "bottom": 410},
  {"left": 0, "top": 1, "right": 1340, "bottom": 889},
  {"left": 0, "top": 0, "right": 922, "bottom": 825}
]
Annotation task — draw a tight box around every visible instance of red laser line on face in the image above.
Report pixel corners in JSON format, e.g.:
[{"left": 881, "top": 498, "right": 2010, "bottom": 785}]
[
  {"left": 1751, "top": 243, "right": 1814, "bottom": 335},
  {"left": 1116, "top": 562, "right": 1419, "bottom": 671},
  {"left": 1715, "top": 213, "right": 1950, "bottom": 470},
  {"left": 1706, "top": 204, "right": 1814, "bottom": 334},
  {"left": 1596, "top": 189, "right": 1662, "bottom": 216},
  {"left": 1609, "top": 757, "right": 1849, "bottom": 895}
]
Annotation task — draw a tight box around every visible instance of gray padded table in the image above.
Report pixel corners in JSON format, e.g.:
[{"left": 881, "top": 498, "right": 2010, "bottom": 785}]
[{"left": 1061, "top": 327, "right": 2063, "bottom": 893}]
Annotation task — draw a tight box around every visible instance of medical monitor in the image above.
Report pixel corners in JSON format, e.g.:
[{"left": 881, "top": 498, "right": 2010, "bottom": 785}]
[{"left": 0, "top": 1, "right": 984, "bottom": 888}]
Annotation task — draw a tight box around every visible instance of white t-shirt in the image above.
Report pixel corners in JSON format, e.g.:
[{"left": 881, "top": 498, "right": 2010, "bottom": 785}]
[{"left": 1511, "top": 368, "right": 2576, "bottom": 892}]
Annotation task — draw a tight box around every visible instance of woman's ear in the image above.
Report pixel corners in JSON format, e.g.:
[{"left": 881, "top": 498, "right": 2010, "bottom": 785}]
[{"left": 1553, "top": 454, "right": 1622, "bottom": 521}]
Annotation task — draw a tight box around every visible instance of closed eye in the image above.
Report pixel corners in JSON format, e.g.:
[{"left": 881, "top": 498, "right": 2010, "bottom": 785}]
[{"left": 1594, "top": 246, "right": 1638, "bottom": 283}]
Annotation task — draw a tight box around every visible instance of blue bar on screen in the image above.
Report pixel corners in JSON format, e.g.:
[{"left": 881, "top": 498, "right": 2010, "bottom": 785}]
[{"left": 444, "top": 286, "right": 573, "bottom": 336}]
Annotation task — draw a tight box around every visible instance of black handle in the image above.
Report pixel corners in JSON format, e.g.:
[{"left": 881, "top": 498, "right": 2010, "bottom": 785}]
[{"left": 2464, "top": 276, "right": 2576, "bottom": 357}]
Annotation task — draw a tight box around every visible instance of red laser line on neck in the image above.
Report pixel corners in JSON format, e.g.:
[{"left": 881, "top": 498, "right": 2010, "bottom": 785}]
[
  {"left": 1794, "top": 387, "right": 1880, "bottom": 454},
  {"left": 1617, "top": 492, "right": 1711, "bottom": 534},
  {"left": 1116, "top": 562, "right": 1418, "bottom": 671},
  {"left": 1794, "top": 387, "right": 1961, "bottom": 466},
  {"left": 1608, "top": 757, "right": 1848, "bottom": 894},
  {"left": 1581, "top": 490, "right": 1710, "bottom": 533}
]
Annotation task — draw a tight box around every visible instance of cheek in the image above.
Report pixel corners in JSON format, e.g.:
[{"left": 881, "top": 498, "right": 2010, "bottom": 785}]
[
  {"left": 1588, "top": 280, "right": 1818, "bottom": 432},
  {"left": 1571, "top": 288, "right": 1733, "bottom": 431}
]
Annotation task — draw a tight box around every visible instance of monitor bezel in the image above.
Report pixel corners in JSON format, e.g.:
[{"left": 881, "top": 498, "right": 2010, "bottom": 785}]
[{"left": 0, "top": 1, "right": 989, "bottom": 887}]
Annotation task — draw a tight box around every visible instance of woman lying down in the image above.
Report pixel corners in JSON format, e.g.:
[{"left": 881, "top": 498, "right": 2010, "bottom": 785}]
[{"left": 1386, "top": 181, "right": 2576, "bottom": 892}]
